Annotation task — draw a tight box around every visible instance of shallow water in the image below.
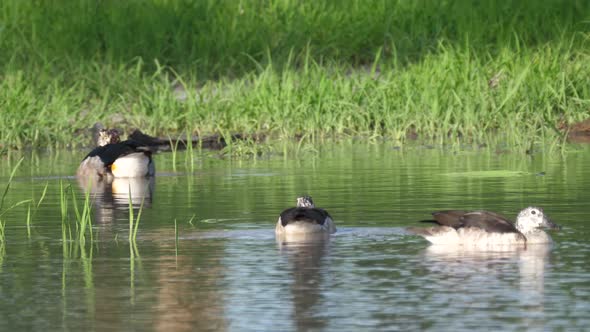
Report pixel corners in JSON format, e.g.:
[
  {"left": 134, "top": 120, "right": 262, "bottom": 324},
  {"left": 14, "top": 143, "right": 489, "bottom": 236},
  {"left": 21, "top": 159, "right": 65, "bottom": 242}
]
[{"left": 0, "top": 143, "right": 589, "bottom": 331}]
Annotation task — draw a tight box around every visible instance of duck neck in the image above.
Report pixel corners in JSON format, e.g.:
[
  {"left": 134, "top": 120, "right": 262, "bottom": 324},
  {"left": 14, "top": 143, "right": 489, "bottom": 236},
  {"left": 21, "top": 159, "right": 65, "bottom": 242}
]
[{"left": 515, "top": 221, "right": 538, "bottom": 235}]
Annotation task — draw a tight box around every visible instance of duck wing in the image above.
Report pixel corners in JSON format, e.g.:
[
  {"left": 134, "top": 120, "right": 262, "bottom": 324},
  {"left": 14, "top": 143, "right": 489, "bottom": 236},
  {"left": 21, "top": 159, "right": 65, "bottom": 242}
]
[
  {"left": 83, "top": 140, "right": 152, "bottom": 167},
  {"left": 459, "top": 211, "right": 520, "bottom": 234},
  {"left": 423, "top": 210, "right": 471, "bottom": 228},
  {"left": 280, "top": 207, "right": 331, "bottom": 226},
  {"left": 432, "top": 210, "right": 469, "bottom": 229}
]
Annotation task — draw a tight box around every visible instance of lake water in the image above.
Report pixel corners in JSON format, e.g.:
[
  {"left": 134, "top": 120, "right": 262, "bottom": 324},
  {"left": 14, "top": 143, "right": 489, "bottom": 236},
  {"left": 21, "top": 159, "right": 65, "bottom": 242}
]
[{"left": 0, "top": 142, "right": 589, "bottom": 331}]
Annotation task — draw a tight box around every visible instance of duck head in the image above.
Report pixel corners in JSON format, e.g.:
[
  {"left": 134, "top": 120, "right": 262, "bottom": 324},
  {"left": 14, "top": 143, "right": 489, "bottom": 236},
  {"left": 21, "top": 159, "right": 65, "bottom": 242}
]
[
  {"left": 97, "top": 129, "right": 121, "bottom": 146},
  {"left": 297, "top": 196, "right": 315, "bottom": 208},
  {"left": 514, "top": 206, "right": 560, "bottom": 234}
]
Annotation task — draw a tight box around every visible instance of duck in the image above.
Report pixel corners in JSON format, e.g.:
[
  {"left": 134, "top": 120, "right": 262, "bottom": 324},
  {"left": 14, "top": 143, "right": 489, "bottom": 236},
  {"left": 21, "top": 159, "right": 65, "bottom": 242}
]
[
  {"left": 408, "top": 206, "right": 559, "bottom": 247},
  {"left": 77, "top": 128, "right": 155, "bottom": 179},
  {"left": 275, "top": 196, "right": 337, "bottom": 236}
]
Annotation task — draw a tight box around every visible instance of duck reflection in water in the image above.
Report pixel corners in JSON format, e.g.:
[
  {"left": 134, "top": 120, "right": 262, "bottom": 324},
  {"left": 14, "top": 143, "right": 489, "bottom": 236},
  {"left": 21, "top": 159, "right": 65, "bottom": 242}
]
[
  {"left": 76, "top": 175, "right": 155, "bottom": 224},
  {"left": 278, "top": 236, "right": 332, "bottom": 331},
  {"left": 421, "top": 243, "right": 552, "bottom": 328}
]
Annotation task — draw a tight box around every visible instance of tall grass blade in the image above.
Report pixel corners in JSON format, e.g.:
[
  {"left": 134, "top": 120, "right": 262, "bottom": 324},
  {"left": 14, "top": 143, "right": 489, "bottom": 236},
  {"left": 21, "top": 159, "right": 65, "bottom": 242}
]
[
  {"left": 174, "top": 219, "right": 179, "bottom": 257},
  {"left": 133, "top": 196, "right": 146, "bottom": 243},
  {"left": 128, "top": 188, "right": 134, "bottom": 243},
  {"left": 26, "top": 203, "right": 32, "bottom": 239},
  {"left": 185, "top": 131, "right": 194, "bottom": 173},
  {"left": 0, "top": 157, "right": 24, "bottom": 211}
]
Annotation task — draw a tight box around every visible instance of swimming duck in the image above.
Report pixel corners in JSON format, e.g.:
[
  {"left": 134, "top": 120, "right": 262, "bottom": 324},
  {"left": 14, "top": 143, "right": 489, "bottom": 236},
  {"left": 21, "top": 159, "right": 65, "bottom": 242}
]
[
  {"left": 77, "top": 129, "right": 155, "bottom": 179},
  {"left": 409, "top": 206, "right": 559, "bottom": 246},
  {"left": 275, "top": 196, "right": 336, "bottom": 236}
]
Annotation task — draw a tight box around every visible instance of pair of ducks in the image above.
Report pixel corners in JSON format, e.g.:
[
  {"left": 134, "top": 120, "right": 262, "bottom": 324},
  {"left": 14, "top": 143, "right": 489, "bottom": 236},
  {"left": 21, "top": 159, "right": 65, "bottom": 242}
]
[
  {"left": 276, "top": 196, "right": 560, "bottom": 246},
  {"left": 77, "top": 129, "right": 560, "bottom": 246}
]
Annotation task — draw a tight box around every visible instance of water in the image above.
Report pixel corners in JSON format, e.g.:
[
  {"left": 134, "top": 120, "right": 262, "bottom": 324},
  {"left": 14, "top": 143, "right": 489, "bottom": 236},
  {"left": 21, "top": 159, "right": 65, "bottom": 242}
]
[{"left": 0, "top": 143, "right": 589, "bottom": 331}]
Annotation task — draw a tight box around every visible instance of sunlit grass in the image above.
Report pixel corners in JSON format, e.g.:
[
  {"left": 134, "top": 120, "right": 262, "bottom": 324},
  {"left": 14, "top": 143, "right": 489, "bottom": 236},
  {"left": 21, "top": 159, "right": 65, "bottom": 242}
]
[
  {"left": 71, "top": 185, "right": 94, "bottom": 246},
  {"left": 0, "top": 0, "right": 589, "bottom": 150},
  {"left": 26, "top": 182, "right": 48, "bottom": 239},
  {"left": 60, "top": 181, "right": 72, "bottom": 257},
  {"left": 59, "top": 181, "right": 94, "bottom": 249}
]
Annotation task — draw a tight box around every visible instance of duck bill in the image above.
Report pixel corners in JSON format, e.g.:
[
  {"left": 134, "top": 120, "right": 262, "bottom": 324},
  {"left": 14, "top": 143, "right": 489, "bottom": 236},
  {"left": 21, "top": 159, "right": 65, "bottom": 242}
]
[{"left": 542, "top": 217, "right": 561, "bottom": 230}]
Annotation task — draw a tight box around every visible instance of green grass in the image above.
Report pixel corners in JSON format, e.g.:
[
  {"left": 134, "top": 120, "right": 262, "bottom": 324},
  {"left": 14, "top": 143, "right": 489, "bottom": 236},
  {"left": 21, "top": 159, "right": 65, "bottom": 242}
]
[
  {"left": 1, "top": 0, "right": 589, "bottom": 150},
  {"left": 71, "top": 184, "right": 94, "bottom": 246},
  {"left": 128, "top": 190, "right": 145, "bottom": 244},
  {"left": 58, "top": 181, "right": 94, "bottom": 248},
  {"left": 0, "top": 158, "right": 31, "bottom": 242},
  {"left": 174, "top": 219, "right": 179, "bottom": 257}
]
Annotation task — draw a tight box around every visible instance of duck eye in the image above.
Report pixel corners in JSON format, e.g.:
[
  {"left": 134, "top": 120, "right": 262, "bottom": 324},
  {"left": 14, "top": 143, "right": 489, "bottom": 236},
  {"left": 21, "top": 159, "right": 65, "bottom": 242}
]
[{"left": 531, "top": 210, "right": 536, "bottom": 215}]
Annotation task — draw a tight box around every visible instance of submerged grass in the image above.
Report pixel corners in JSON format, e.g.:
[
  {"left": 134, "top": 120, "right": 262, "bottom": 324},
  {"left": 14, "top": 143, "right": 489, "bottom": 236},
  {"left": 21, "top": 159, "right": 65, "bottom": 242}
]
[{"left": 1, "top": 1, "right": 589, "bottom": 150}]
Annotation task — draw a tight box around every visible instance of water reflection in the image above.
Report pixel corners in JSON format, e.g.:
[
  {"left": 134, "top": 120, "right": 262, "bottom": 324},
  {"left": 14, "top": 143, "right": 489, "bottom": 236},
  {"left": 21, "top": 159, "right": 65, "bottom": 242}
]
[
  {"left": 87, "top": 232, "right": 228, "bottom": 331},
  {"left": 517, "top": 245, "right": 551, "bottom": 330},
  {"left": 421, "top": 244, "right": 551, "bottom": 329},
  {"left": 76, "top": 176, "right": 155, "bottom": 224},
  {"left": 2, "top": 144, "right": 590, "bottom": 331},
  {"left": 152, "top": 242, "right": 228, "bottom": 332},
  {"left": 276, "top": 232, "right": 331, "bottom": 244},
  {"left": 277, "top": 237, "right": 331, "bottom": 332}
]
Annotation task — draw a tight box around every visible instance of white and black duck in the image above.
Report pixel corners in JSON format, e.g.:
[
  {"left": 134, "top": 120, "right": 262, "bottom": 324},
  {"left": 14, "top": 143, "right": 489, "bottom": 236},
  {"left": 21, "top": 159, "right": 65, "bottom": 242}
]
[
  {"left": 77, "top": 129, "right": 155, "bottom": 179},
  {"left": 409, "top": 206, "right": 559, "bottom": 247},
  {"left": 275, "top": 196, "right": 336, "bottom": 236}
]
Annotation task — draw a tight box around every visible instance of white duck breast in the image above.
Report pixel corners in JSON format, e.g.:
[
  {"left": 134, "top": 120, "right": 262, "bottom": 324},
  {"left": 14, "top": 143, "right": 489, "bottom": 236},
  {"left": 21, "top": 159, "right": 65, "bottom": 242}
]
[
  {"left": 111, "top": 152, "right": 155, "bottom": 178},
  {"left": 409, "top": 206, "right": 559, "bottom": 247},
  {"left": 77, "top": 129, "right": 155, "bottom": 179}
]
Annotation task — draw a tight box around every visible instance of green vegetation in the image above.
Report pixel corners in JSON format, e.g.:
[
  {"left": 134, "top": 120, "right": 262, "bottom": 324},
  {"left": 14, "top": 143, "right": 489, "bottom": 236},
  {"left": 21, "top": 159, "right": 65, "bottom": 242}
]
[
  {"left": 128, "top": 191, "right": 145, "bottom": 243},
  {"left": 25, "top": 182, "right": 48, "bottom": 239},
  {"left": 1, "top": 0, "right": 590, "bottom": 150},
  {"left": 59, "top": 181, "right": 94, "bottom": 247},
  {"left": 174, "top": 219, "right": 179, "bottom": 257},
  {"left": 0, "top": 158, "right": 31, "bottom": 243}
]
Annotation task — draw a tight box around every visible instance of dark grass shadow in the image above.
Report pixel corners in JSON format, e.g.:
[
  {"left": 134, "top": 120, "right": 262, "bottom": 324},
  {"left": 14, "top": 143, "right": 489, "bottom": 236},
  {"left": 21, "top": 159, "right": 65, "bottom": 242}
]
[{"left": 2, "top": 0, "right": 589, "bottom": 80}]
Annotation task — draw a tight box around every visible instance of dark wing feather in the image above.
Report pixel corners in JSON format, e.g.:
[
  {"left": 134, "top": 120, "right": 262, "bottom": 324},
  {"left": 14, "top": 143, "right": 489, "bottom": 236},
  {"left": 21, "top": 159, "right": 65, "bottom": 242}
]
[
  {"left": 429, "top": 210, "right": 471, "bottom": 228},
  {"left": 83, "top": 140, "right": 152, "bottom": 167},
  {"left": 280, "top": 207, "right": 330, "bottom": 226},
  {"left": 459, "top": 211, "right": 520, "bottom": 234}
]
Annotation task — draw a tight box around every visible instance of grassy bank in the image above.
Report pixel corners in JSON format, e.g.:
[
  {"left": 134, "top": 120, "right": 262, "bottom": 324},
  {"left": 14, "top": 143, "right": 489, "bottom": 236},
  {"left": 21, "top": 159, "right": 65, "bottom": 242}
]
[{"left": 1, "top": 0, "right": 589, "bottom": 150}]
